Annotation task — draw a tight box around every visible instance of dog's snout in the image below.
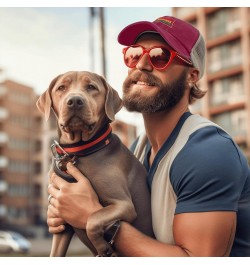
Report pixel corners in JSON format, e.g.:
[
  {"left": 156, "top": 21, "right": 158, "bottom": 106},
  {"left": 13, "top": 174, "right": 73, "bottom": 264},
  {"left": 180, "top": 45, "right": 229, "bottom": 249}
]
[{"left": 67, "top": 96, "right": 84, "bottom": 109}]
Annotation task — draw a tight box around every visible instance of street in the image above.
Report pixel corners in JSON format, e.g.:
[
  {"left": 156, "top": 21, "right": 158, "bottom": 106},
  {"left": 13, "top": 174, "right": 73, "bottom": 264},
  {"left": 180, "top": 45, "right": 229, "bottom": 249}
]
[
  {"left": 30, "top": 235, "right": 92, "bottom": 257},
  {"left": 1, "top": 235, "right": 92, "bottom": 257}
]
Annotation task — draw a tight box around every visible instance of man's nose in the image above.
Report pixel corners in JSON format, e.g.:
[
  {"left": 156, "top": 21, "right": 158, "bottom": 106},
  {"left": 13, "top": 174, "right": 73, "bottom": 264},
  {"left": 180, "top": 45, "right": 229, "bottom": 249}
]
[{"left": 136, "top": 54, "right": 153, "bottom": 71}]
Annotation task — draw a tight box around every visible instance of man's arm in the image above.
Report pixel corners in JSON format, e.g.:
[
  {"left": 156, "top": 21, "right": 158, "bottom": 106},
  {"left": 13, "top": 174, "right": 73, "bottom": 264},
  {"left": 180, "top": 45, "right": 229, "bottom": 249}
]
[
  {"left": 114, "top": 211, "right": 236, "bottom": 257},
  {"left": 48, "top": 163, "right": 236, "bottom": 256}
]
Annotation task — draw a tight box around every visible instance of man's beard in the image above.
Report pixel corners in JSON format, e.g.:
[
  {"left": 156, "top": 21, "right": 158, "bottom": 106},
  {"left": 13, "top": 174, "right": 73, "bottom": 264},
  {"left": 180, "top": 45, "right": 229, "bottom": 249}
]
[{"left": 122, "top": 69, "right": 187, "bottom": 113}]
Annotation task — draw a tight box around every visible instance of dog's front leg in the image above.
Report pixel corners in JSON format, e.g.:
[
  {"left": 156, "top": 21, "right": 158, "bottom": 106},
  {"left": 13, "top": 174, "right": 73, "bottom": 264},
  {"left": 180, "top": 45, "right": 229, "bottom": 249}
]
[
  {"left": 86, "top": 200, "right": 136, "bottom": 257},
  {"left": 50, "top": 224, "right": 75, "bottom": 256}
]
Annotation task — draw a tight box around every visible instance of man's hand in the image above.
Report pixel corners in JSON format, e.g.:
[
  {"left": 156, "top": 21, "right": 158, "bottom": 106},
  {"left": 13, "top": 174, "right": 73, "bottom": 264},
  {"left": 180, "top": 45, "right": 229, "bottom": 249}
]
[
  {"left": 47, "top": 162, "right": 102, "bottom": 232},
  {"left": 47, "top": 206, "right": 66, "bottom": 234}
]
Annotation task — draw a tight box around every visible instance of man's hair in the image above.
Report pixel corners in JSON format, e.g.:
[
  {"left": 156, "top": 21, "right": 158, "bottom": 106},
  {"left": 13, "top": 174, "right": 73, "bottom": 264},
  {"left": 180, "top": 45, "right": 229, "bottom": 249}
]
[{"left": 189, "top": 85, "right": 207, "bottom": 105}]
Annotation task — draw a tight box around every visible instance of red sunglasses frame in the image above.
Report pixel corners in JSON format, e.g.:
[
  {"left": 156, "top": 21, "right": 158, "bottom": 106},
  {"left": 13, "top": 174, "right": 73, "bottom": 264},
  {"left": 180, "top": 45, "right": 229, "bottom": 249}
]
[{"left": 122, "top": 45, "right": 192, "bottom": 70}]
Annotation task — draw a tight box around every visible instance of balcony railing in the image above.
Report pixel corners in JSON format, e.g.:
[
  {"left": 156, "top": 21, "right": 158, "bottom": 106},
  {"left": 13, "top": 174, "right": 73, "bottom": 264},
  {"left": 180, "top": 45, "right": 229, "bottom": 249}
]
[
  {"left": 0, "top": 180, "right": 8, "bottom": 194},
  {"left": 0, "top": 156, "right": 8, "bottom": 169},
  {"left": 0, "top": 205, "right": 7, "bottom": 218},
  {"left": 0, "top": 107, "right": 8, "bottom": 120},
  {"left": 212, "top": 109, "right": 246, "bottom": 138},
  {"left": 0, "top": 132, "right": 8, "bottom": 145}
]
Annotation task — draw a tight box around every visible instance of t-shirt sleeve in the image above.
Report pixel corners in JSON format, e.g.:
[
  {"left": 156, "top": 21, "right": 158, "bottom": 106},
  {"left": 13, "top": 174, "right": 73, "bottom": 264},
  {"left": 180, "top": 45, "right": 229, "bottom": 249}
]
[{"left": 170, "top": 126, "right": 245, "bottom": 214}]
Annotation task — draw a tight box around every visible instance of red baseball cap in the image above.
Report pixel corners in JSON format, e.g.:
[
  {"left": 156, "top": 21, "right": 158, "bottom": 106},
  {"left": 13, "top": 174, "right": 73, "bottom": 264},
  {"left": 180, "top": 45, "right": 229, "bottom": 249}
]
[{"left": 118, "top": 16, "right": 205, "bottom": 78}]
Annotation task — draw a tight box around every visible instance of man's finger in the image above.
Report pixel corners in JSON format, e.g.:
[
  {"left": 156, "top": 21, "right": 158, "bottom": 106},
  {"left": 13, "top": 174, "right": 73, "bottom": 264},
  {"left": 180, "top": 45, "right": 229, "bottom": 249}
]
[
  {"left": 48, "top": 225, "right": 65, "bottom": 234},
  {"left": 48, "top": 184, "right": 60, "bottom": 199},
  {"left": 50, "top": 172, "right": 67, "bottom": 189},
  {"left": 48, "top": 196, "right": 56, "bottom": 207},
  {"left": 47, "top": 204, "right": 58, "bottom": 218},
  {"left": 47, "top": 211, "right": 66, "bottom": 234},
  {"left": 66, "top": 162, "right": 87, "bottom": 182}
]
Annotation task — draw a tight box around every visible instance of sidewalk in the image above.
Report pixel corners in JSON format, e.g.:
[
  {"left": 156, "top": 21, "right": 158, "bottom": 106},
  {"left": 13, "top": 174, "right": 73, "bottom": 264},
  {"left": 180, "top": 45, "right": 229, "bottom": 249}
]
[{"left": 29, "top": 235, "right": 92, "bottom": 257}]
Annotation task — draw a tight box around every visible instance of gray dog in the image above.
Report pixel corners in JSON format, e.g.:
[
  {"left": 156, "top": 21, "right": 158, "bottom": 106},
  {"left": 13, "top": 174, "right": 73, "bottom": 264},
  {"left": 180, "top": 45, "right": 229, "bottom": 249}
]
[{"left": 36, "top": 71, "right": 154, "bottom": 257}]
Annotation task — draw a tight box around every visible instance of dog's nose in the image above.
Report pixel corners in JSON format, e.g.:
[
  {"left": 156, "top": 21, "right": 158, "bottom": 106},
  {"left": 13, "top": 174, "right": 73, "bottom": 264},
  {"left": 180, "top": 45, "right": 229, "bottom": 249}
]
[{"left": 67, "top": 96, "right": 84, "bottom": 109}]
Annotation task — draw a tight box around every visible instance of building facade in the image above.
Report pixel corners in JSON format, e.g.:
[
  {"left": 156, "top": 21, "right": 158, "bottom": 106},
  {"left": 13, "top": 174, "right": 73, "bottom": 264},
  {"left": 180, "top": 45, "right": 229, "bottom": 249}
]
[
  {"left": 173, "top": 7, "right": 250, "bottom": 160},
  {"left": 0, "top": 80, "right": 44, "bottom": 231}
]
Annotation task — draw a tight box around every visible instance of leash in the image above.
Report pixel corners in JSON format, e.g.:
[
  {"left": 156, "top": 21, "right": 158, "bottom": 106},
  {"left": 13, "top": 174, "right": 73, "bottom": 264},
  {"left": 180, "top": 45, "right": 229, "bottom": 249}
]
[{"left": 51, "top": 124, "right": 113, "bottom": 175}]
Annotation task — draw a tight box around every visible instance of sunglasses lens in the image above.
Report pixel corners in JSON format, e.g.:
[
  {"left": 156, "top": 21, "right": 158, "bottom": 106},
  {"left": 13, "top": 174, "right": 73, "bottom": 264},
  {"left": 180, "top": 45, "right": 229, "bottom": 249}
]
[
  {"left": 124, "top": 46, "right": 143, "bottom": 68},
  {"left": 149, "top": 48, "right": 171, "bottom": 69},
  {"left": 124, "top": 46, "right": 172, "bottom": 69}
]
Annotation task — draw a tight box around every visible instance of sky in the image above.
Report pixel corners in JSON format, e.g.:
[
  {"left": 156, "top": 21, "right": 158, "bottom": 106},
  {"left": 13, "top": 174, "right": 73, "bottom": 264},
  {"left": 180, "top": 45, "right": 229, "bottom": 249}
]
[
  {"left": 0, "top": 4, "right": 173, "bottom": 129},
  {"left": 0, "top": 6, "right": 172, "bottom": 94},
  {"left": 0, "top": 0, "right": 245, "bottom": 130}
]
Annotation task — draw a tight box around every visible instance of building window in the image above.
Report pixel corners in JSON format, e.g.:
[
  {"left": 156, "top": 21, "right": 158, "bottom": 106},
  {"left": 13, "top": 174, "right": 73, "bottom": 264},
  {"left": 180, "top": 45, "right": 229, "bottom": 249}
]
[
  {"left": 8, "top": 184, "right": 29, "bottom": 197},
  {"left": 210, "top": 75, "right": 244, "bottom": 106},
  {"left": 212, "top": 109, "right": 246, "bottom": 137},
  {"left": 8, "top": 207, "right": 28, "bottom": 221},
  {"left": 8, "top": 160, "right": 31, "bottom": 174},
  {"left": 207, "top": 8, "right": 240, "bottom": 40},
  {"left": 33, "top": 183, "right": 41, "bottom": 197},
  {"left": 208, "top": 40, "right": 242, "bottom": 73},
  {"left": 9, "top": 92, "right": 30, "bottom": 105},
  {"left": 33, "top": 140, "right": 42, "bottom": 153},
  {"left": 33, "top": 162, "right": 42, "bottom": 174},
  {"left": 8, "top": 137, "right": 30, "bottom": 151}
]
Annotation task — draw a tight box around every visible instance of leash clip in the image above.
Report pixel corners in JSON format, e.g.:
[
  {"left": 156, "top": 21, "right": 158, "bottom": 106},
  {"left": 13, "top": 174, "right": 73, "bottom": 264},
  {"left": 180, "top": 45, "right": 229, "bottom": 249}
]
[
  {"left": 51, "top": 140, "right": 77, "bottom": 171},
  {"left": 51, "top": 140, "right": 70, "bottom": 160}
]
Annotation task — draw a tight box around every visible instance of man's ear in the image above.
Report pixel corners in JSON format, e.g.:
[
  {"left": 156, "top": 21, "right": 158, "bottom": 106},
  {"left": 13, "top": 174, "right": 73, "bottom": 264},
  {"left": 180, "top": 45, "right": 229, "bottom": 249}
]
[
  {"left": 99, "top": 75, "right": 123, "bottom": 121},
  {"left": 186, "top": 68, "right": 199, "bottom": 87},
  {"left": 36, "top": 75, "right": 61, "bottom": 121}
]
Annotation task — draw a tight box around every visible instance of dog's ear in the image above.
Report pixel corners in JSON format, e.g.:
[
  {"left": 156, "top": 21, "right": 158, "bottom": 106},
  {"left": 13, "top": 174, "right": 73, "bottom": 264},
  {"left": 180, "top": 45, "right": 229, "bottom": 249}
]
[
  {"left": 36, "top": 75, "right": 61, "bottom": 121},
  {"left": 100, "top": 76, "right": 123, "bottom": 121}
]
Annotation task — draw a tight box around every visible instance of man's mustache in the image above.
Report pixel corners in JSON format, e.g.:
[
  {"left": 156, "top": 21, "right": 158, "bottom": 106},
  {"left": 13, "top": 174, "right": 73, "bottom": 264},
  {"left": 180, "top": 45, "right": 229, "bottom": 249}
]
[{"left": 123, "top": 71, "right": 163, "bottom": 88}]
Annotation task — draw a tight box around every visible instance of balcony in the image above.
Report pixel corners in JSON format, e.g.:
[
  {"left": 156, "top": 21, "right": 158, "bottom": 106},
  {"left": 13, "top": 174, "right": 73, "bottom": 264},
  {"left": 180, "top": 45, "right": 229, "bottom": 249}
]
[
  {"left": 209, "top": 74, "right": 245, "bottom": 107},
  {"left": 0, "top": 205, "right": 7, "bottom": 218},
  {"left": 212, "top": 109, "right": 246, "bottom": 138},
  {"left": 0, "top": 180, "right": 8, "bottom": 194},
  {"left": 0, "top": 156, "right": 8, "bottom": 169},
  {"left": 0, "top": 107, "right": 8, "bottom": 120},
  {"left": 0, "top": 132, "right": 8, "bottom": 145},
  {"left": 207, "top": 40, "right": 242, "bottom": 75},
  {"left": 206, "top": 8, "right": 241, "bottom": 41}
]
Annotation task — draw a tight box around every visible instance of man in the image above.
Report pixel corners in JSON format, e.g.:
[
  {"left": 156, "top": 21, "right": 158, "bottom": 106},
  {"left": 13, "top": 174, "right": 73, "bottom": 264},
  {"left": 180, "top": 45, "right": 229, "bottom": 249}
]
[{"left": 47, "top": 16, "right": 250, "bottom": 256}]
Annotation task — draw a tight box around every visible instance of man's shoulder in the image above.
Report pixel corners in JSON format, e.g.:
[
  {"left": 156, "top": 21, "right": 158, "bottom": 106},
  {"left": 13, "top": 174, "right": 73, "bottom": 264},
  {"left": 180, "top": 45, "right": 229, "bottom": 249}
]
[{"left": 171, "top": 125, "right": 249, "bottom": 184}]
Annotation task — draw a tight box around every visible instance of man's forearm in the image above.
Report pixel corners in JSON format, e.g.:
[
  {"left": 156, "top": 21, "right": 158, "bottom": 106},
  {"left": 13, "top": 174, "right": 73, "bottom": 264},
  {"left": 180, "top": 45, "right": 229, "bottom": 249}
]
[{"left": 114, "top": 222, "right": 189, "bottom": 257}]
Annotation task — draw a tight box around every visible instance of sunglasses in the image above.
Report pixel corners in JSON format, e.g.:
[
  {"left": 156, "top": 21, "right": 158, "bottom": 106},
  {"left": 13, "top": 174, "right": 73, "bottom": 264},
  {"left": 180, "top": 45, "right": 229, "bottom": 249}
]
[{"left": 123, "top": 45, "right": 192, "bottom": 70}]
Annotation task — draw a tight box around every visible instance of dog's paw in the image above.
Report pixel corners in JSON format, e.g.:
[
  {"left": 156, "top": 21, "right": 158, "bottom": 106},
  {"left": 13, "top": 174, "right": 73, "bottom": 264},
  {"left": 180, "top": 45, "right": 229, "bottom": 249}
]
[{"left": 96, "top": 245, "right": 116, "bottom": 257}]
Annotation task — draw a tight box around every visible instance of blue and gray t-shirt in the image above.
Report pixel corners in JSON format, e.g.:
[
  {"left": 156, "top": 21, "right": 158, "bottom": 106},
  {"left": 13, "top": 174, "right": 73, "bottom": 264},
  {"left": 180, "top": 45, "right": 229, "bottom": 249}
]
[{"left": 131, "top": 112, "right": 250, "bottom": 257}]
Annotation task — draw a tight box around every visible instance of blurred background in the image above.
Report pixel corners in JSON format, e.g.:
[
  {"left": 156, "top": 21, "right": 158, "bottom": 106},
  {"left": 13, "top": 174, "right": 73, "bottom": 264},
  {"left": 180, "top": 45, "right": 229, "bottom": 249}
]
[{"left": 0, "top": 6, "right": 250, "bottom": 256}]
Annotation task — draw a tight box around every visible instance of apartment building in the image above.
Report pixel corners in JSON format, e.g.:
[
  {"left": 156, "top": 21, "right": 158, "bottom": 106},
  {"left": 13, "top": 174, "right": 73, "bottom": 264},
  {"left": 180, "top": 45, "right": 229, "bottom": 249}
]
[
  {"left": 0, "top": 80, "right": 44, "bottom": 231},
  {"left": 172, "top": 7, "right": 250, "bottom": 160}
]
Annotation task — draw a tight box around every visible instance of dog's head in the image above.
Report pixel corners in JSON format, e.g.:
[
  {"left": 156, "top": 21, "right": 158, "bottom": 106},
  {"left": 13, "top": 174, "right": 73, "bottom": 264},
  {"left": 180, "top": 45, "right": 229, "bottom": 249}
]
[{"left": 36, "top": 71, "right": 123, "bottom": 143}]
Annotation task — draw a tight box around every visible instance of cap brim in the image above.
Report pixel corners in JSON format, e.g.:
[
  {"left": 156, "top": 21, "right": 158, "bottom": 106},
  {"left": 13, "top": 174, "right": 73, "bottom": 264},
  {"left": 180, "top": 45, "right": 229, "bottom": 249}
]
[{"left": 117, "top": 21, "right": 190, "bottom": 60}]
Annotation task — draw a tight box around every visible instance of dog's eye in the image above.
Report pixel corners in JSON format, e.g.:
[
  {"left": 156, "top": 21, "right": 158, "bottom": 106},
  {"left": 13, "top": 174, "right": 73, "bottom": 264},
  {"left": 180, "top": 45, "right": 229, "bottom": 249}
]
[
  {"left": 87, "top": 84, "right": 97, "bottom": 91},
  {"left": 57, "top": 85, "right": 66, "bottom": 91}
]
